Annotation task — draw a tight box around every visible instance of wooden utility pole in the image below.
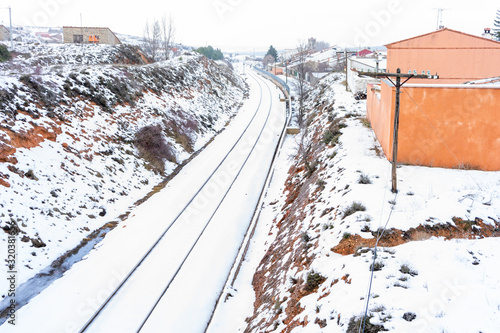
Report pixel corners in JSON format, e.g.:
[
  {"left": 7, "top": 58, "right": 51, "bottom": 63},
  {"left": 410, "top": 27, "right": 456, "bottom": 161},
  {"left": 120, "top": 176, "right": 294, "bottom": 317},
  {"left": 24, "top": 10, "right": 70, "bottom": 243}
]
[{"left": 356, "top": 68, "right": 439, "bottom": 192}]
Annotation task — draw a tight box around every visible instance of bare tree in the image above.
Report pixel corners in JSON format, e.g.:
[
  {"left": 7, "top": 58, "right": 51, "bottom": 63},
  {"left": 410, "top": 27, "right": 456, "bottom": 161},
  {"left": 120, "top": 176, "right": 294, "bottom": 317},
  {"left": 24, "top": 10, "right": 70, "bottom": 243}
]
[
  {"left": 161, "top": 15, "right": 176, "bottom": 60},
  {"left": 315, "top": 40, "right": 330, "bottom": 52},
  {"left": 143, "top": 19, "right": 162, "bottom": 61},
  {"left": 296, "top": 39, "right": 312, "bottom": 126},
  {"left": 262, "top": 54, "right": 275, "bottom": 70},
  {"left": 295, "top": 125, "right": 321, "bottom": 177}
]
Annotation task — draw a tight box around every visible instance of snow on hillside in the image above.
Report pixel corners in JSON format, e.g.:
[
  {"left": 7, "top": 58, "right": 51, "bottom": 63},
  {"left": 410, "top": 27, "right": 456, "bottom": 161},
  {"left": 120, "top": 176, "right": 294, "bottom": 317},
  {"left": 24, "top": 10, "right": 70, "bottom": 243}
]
[
  {"left": 1, "top": 41, "right": 151, "bottom": 74},
  {"left": 0, "top": 43, "right": 247, "bottom": 299},
  {"left": 235, "top": 73, "right": 500, "bottom": 332}
]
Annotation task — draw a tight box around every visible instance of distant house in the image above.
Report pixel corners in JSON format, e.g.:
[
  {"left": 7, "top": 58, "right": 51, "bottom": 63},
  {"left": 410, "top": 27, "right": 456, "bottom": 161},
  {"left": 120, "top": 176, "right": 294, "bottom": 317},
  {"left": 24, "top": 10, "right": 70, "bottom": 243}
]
[
  {"left": 63, "top": 26, "right": 121, "bottom": 45},
  {"left": 356, "top": 48, "right": 373, "bottom": 57},
  {"left": 347, "top": 54, "right": 387, "bottom": 93},
  {"left": 270, "top": 66, "right": 283, "bottom": 76},
  {"left": 0, "top": 25, "right": 10, "bottom": 41},
  {"left": 366, "top": 29, "right": 500, "bottom": 171}
]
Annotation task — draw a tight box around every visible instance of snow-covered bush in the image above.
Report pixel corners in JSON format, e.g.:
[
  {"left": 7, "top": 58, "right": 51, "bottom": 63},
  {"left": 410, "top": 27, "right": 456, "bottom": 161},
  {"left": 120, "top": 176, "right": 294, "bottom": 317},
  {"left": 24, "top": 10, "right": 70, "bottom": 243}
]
[{"left": 134, "top": 124, "right": 176, "bottom": 173}]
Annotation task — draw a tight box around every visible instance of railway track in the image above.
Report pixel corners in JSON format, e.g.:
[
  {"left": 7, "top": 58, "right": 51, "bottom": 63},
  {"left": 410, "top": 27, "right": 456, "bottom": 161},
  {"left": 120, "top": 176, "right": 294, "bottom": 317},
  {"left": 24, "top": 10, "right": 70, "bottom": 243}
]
[{"left": 75, "top": 69, "right": 284, "bottom": 332}]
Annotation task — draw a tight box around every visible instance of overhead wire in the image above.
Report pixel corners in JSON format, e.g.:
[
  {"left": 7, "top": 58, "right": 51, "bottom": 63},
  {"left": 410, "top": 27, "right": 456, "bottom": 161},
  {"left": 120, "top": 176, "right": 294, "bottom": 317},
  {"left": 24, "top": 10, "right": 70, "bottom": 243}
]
[{"left": 359, "top": 85, "right": 488, "bottom": 332}]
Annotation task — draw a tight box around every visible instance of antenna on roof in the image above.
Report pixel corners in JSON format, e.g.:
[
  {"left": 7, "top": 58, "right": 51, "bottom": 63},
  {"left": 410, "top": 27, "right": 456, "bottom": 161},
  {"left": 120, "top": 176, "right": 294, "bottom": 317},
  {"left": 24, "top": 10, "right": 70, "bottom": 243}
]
[{"left": 433, "top": 8, "right": 450, "bottom": 30}]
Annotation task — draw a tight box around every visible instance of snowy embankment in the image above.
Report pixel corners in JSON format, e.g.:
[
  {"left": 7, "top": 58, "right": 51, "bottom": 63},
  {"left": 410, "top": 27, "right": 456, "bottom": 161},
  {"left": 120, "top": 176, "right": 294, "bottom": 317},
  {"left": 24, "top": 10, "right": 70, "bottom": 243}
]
[
  {"left": 0, "top": 43, "right": 246, "bottom": 295},
  {"left": 218, "top": 73, "right": 499, "bottom": 332}
]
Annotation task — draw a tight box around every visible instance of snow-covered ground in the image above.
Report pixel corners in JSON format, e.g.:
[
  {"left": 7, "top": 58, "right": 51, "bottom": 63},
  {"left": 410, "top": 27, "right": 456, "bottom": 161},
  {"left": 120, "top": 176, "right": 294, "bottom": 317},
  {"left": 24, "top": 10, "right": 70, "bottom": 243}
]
[
  {"left": 0, "top": 43, "right": 246, "bottom": 314},
  {"left": 0, "top": 68, "right": 287, "bottom": 332},
  {"left": 210, "top": 73, "right": 500, "bottom": 332},
  {"left": 1, "top": 40, "right": 498, "bottom": 332}
]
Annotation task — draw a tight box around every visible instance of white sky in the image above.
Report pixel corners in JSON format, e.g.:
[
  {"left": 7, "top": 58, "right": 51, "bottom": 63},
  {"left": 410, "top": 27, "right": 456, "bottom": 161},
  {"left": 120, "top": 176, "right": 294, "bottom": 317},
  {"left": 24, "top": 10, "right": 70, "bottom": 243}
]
[{"left": 0, "top": 0, "right": 498, "bottom": 53}]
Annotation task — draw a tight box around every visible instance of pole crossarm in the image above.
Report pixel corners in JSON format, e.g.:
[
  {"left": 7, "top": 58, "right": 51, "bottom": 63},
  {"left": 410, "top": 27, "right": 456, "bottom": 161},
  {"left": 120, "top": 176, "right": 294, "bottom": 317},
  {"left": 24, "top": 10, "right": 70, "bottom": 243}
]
[
  {"left": 355, "top": 70, "right": 438, "bottom": 80},
  {"left": 356, "top": 68, "right": 439, "bottom": 193}
]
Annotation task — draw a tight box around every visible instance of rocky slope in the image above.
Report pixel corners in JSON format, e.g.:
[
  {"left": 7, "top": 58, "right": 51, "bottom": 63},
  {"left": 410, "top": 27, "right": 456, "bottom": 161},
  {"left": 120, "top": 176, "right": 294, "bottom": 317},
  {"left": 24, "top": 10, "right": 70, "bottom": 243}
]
[{"left": 0, "top": 42, "right": 247, "bottom": 293}]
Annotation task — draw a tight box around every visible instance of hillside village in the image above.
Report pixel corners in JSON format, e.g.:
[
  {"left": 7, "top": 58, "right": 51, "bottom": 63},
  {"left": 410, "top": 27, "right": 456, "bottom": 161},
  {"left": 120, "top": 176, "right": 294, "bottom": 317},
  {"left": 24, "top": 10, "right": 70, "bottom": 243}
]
[{"left": 0, "top": 11, "right": 499, "bottom": 333}]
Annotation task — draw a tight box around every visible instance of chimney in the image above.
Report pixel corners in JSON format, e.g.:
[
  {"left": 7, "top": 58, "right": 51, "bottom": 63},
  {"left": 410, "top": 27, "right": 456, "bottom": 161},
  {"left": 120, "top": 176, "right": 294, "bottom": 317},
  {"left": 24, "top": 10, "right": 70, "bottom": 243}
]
[{"left": 482, "top": 28, "right": 493, "bottom": 40}]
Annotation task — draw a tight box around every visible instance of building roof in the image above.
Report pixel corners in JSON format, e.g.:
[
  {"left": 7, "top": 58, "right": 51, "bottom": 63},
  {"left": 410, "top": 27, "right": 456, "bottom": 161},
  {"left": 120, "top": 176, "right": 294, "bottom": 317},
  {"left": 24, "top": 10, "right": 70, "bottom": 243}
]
[
  {"left": 386, "top": 28, "right": 500, "bottom": 49},
  {"left": 356, "top": 49, "right": 373, "bottom": 56}
]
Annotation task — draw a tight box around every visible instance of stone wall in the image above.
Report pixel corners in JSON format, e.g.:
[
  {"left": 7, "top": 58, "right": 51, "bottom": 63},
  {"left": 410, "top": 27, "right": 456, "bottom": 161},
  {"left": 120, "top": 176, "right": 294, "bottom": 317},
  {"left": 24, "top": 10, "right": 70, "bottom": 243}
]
[{"left": 63, "top": 27, "right": 121, "bottom": 45}]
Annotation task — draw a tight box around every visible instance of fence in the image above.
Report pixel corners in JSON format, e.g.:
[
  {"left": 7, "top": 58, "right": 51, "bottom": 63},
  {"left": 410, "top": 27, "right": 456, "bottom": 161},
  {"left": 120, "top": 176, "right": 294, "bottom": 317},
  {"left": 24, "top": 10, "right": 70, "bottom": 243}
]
[{"left": 253, "top": 66, "right": 290, "bottom": 96}]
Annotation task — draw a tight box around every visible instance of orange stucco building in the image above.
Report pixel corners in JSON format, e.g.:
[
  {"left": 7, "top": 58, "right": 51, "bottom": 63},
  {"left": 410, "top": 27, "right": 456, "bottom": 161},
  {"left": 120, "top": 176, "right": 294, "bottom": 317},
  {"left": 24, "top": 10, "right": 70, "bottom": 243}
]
[
  {"left": 367, "top": 29, "right": 500, "bottom": 171},
  {"left": 386, "top": 28, "right": 500, "bottom": 84}
]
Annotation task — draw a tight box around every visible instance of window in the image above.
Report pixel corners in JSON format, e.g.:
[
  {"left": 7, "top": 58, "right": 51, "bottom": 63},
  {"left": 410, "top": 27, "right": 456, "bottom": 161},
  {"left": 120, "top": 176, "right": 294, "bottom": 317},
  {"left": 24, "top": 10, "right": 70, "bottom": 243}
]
[
  {"left": 73, "top": 34, "right": 83, "bottom": 43},
  {"left": 89, "top": 35, "right": 100, "bottom": 44}
]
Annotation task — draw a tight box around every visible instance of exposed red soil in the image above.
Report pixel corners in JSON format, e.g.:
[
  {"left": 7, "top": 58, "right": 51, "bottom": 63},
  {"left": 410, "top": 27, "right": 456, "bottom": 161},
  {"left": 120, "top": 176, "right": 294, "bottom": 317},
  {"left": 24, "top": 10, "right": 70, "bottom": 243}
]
[
  {"left": 0, "top": 121, "right": 62, "bottom": 188},
  {"left": 1, "top": 124, "right": 61, "bottom": 155},
  {"left": 332, "top": 217, "right": 500, "bottom": 256},
  {"left": 245, "top": 122, "right": 328, "bottom": 332}
]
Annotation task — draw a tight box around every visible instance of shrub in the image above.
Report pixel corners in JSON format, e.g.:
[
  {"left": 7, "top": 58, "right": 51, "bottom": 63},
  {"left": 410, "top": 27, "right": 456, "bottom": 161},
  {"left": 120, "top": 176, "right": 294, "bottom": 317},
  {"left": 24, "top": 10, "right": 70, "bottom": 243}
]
[
  {"left": 399, "top": 263, "right": 418, "bottom": 276},
  {"left": 343, "top": 201, "right": 366, "bottom": 219},
  {"left": 163, "top": 119, "right": 195, "bottom": 153},
  {"left": 394, "top": 281, "right": 409, "bottom": 289},
  {"left": 358, "top": 173, "right": 372, "bottom": 184},
  {"left": 343, "top": 232, "right": 351, "bottom": 240},
  {"left": 134, "top": 125, "right": 176, "bottom": 173},
  {"left": 361, "top": 225, "right": 371, "bottom": 232},
  {"left": 0, "top": 44, "right": 10, "bottom": 62},
  {"left": 323, "top": 223, "right": 334, "bottom": 230},
  {"left": 370, "top": 261, "right": 384, "bottom": 271},
  {"left": 25, "top": 169, "right": 39, "bottom": 181},
  {"left": 403, "top": 312, "right": 417, "bottom": 322},
  {"left": 316, "top": 179, "right": 326, "bottom": 190},
  {"left": 347, "top": 315, "right": 387, "bottom": 333},
  {"left": 323, "top": 130, "right": 334, "bottom": 144},
  {"left": 305, "top": 271, "right": 326, "bottom": 292}
]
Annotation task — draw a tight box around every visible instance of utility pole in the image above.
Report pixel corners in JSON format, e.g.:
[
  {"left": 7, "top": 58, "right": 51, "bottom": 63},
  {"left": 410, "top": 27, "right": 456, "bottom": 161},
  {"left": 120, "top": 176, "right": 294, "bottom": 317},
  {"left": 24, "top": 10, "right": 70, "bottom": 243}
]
[
  {"left": 285, "top": 60, "right": 288, "bottom": 85},
  {"left": 80, "top": 13, "right": 83, "bottom": 45},
  {"left": 8, "top": 6, "right": 12, "bottom": 50},
  {"left": 356, "top": 68, "right": 439, "bottom": 192},
  {"left": 345, "top": 49, "right": 348, "bottom": 91}
]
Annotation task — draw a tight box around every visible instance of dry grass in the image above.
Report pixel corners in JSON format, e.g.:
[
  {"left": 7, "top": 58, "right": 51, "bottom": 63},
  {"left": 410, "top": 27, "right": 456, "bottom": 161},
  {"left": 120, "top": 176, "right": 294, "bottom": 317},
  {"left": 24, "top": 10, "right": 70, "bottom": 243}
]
[
  {"left": 360, "top": 117, "right": 371, "bottom": 128},
  {"left": 411, "top": 230, "right": 432, "bottom": 241}
]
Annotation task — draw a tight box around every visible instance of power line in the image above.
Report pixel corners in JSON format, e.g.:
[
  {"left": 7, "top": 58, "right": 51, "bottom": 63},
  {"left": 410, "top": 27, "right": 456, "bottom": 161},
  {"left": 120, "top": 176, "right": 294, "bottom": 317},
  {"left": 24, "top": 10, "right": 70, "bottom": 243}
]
[{"left": 359, "top": 189, "right": 398, "bottom": 333}]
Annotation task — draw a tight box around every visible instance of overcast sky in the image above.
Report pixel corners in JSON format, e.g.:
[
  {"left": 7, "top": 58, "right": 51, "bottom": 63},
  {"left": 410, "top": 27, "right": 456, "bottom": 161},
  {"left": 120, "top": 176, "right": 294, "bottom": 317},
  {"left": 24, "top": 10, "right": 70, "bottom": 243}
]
[{"left": 0, "top": 0, "right": 498, "bottom": 53}]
